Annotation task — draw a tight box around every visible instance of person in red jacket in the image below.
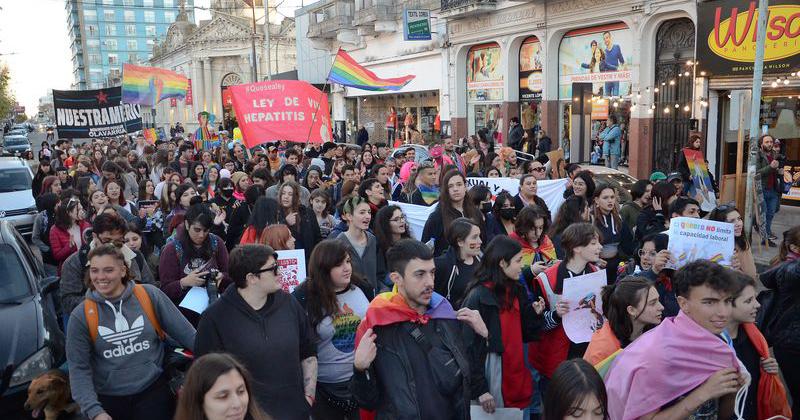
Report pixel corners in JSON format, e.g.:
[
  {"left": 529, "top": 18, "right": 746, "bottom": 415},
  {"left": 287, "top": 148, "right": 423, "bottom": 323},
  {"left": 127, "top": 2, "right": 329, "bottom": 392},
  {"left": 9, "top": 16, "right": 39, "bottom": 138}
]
[
  {"left": 528, "top": 222, "right": 602, "bottom": 396},
  {"left": 49, "top": 197, "right": 91, "bottom": 275}
]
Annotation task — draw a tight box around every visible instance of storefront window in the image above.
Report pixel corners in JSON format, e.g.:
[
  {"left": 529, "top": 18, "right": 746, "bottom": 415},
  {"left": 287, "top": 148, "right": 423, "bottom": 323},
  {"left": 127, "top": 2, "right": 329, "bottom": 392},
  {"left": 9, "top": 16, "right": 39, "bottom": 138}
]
[
  {"left": 558, "top": 23, "right": 634, "bottom": 162},
  {"left": 467, "top": 43, "right": 503, "bottom": 139},
  {"left": 519, "top": 36, "right": 543, "bottom": 150}
]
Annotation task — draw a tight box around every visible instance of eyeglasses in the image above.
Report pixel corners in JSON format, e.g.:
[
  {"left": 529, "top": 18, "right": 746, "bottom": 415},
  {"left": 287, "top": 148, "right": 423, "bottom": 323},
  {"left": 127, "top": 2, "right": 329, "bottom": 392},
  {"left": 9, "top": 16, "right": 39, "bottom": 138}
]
[
  {"left": 389, "top": 216, "right": 406, "bottom": 223},
  {"left": 252, "top": 264, "right": 280, "bottom": 276},
  {"left": 532, "top": 167, "right": 546, "bottom": 172}
]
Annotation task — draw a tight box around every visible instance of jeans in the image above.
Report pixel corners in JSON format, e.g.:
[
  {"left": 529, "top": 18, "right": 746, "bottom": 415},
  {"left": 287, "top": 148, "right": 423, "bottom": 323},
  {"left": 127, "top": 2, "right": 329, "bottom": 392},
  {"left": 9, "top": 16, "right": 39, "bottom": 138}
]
[
  {"left": 763, "top": 189, "right": 780, "bottom": 237},
  {"left": 386, "top": 127, "right": 395, "bottom": 142},
  {"left": 774, "top": 347, "right": 799, "bottom": 416},
  {"left": 604, "top": 154, "right": 619, "bottom": 170}
]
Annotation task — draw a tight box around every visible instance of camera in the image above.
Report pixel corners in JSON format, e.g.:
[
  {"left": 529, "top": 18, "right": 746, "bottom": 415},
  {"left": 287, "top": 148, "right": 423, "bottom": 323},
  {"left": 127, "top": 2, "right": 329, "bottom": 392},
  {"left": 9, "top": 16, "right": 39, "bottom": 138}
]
[{"left": 202, "top": 269, "right": 221, "bottom": 304}]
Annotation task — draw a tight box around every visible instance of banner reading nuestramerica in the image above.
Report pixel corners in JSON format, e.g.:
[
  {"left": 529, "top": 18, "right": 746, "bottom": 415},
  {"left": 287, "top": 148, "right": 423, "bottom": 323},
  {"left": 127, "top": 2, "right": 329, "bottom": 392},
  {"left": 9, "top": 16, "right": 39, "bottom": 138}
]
[{"left": 53, "top": 86, "right": 142, "bottom": 139}]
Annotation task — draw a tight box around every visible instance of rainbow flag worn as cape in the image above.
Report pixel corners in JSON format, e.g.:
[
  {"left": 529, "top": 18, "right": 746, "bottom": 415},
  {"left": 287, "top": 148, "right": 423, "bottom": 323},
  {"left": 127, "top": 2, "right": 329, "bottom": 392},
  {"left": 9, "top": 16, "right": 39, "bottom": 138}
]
[
  {"left": 328, "top": 49, "right": 415, "bottom": 91},
  {"left": 355, "top": 285, "right": 457, "bottom": 348},
  {"left": 122, "top": 63, "right": 189, "bottom": 107},
  {"left": 510, "top": 232, "right": 557, "bottom": 270},
  {"left": 417, "top": 184, "right": 440, "bottom": 206}
]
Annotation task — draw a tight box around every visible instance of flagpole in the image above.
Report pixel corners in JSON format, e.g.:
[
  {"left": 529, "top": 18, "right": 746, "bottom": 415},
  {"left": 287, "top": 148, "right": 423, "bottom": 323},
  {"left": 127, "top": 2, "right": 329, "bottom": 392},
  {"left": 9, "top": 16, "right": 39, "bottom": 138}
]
[{"left": 305, "top": 49, "right": 339, "bottom": 148}]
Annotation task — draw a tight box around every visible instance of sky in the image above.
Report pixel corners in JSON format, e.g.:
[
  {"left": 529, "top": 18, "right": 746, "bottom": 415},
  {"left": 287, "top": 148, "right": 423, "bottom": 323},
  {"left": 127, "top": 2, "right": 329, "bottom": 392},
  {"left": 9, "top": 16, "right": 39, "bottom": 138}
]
[{"left": 0, "top": 0, "right": 302, "bottom": 116}]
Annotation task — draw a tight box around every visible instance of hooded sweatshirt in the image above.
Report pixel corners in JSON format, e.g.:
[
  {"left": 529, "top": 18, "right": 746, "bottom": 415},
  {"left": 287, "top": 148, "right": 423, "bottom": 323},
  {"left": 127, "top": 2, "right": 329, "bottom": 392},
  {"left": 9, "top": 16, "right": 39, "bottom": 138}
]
[
  {"left": 195, "top": 286, "right": 317, "bottom": 420},
  {"left": 67, "top": 283, "right": 196, "bottom": 419}
]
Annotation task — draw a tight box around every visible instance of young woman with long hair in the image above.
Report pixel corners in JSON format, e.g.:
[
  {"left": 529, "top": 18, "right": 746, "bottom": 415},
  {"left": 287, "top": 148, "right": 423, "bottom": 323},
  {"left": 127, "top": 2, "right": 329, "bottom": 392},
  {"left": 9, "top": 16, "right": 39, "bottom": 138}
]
[
  {"left": 549, "top": 195, "right": 590, "bottom": 259},
  {"left": 166, "top": 184, "right": 199, "bottom": 235},
  {"left": 202, "top": 164, "right": 221, "bottom": 200},
  {"left": 373, "top": 205, "right": 411, "bottom": 292},
  {"left": 137, "top": 179, "right": 157, "bottom": 202},
  {"left": 592, "top": 183, "right": 635, "bottom": 283},
  {"left": 331, "top": 196, "right": 378, "bottom": 295},
  {"left": 292, "top": 240, "right": 373, "bottom": 419},
  {"left": 175, "top": 353, "right": 269, "bottom": 420},
  {"left": 635, "top": 181, "right": 677, "bottom": 242},
  {"left": 511, "top": 205, "right": 556, "bottom": 277},
  {"left": 542, "top": 359, "right": 608, "bottom": 420},
  {"left": 434, "top": 217, "right": 482, "bottom": 307},
  {"left": 463, "top": 235, "right": 545, "bottom": 414},
  {"left": 277, "top": 181, "right": 321, "bottom": 260},
  {"left": 40, "top": 175, "right": 62, "bottom": 197},
  {"left": 564, "top": 170, "right": 596, "bottom": 200},
  {"left": 159, "top": 203, "right": 230, "bottom": 326},
  {"left": 261, "top": 224, "right": 296, "bottom": 251},
  {"left": 238, "top": 196, "right": 280, "bottom": 245},
  {"left": 190, "top": 162, "right": 206, "bottom": 186},
  {"left": 708, "top": 205, "right": 756, "bottom": 280},
  {"left": 32, "top": 158, "right": 56, "bottom": 198},
  {"left": 422, "top": 169, "right": 484, "bottom": 257},
  {"left": 105, "top": 179, "right": 138, "bottom": 216},
  {"left": 123, "top": 221, "right": 160, "bottom": 285},
  {"left": 49, "top": 197, "right": 90, "bottom": 274},
  {"left": 584, "top": 277, "right": 663, "bottom": 365},
  {"left": 310, "top": 188, "right": 336, "bottom": 239}
]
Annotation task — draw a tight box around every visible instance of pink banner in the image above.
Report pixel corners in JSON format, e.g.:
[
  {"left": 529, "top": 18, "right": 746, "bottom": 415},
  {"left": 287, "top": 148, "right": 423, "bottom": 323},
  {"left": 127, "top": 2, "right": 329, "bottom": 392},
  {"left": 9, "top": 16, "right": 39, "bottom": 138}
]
[{"left": 229, "top": 80, "right": 332, "bottom": 146}]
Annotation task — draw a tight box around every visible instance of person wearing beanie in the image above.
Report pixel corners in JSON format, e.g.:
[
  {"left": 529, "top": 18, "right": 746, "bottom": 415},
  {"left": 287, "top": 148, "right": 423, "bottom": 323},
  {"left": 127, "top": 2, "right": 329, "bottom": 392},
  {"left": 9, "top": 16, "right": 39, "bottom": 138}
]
[
  {"left": 230, "top": 171, "right": 251, "bottom": 201},
  {"left": 649, "top": 171, "right": 667, "bottom": 182},
  {"left": 219, "top": 168, "right": 232, "bottom": 179}
]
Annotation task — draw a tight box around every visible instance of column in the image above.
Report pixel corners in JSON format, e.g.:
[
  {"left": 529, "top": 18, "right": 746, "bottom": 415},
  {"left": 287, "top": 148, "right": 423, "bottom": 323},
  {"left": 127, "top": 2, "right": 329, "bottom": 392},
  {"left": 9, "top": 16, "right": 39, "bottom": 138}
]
[
  {"left": 194, "top": 59, "right": 205, "bottom": 117},
  {"left": 203, "top": 58, "right": 213, "bottom": 112}
]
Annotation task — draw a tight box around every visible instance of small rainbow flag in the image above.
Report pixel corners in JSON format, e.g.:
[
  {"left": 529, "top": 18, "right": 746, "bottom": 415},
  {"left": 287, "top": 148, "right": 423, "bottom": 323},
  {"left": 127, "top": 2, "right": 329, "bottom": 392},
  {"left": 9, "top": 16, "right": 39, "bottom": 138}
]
[
  {"left": 328, "top": 49, "right": 415, "bottom": 91},
  {"left": 122, "top": 63, "right": 189, "bottom": 106}
]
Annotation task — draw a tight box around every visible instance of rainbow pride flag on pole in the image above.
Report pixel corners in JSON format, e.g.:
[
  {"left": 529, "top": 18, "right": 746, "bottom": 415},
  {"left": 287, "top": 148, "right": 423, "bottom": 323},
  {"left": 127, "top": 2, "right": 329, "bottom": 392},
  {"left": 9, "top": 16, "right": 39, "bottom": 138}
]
[
  {"left": 122, "top": 63, "right": 189, "bottom": 107},
  {"left": 327, "top": 49, "right": 415, "bottom": 91}
]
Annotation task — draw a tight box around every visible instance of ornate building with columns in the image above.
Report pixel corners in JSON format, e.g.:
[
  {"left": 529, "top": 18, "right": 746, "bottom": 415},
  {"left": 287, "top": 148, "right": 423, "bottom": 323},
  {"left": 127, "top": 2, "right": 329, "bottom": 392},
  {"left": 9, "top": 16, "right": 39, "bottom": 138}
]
[{"left": 148, "top": 0, "right": 296, "bottom": 133}]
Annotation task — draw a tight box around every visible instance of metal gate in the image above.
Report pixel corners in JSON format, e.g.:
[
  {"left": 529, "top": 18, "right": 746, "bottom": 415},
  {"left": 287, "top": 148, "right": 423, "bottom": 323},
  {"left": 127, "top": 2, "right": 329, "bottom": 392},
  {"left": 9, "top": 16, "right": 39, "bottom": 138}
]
[{"left": 652, "top": 18, "right": 695, "bottom": 173}]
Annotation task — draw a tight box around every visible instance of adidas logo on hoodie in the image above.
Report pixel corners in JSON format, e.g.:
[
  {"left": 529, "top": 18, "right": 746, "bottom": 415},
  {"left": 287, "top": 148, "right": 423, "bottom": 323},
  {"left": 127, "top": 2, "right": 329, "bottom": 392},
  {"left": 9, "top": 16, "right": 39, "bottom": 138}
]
[{"left": 98, "top": 301, "right": 151, "bottom": 359}]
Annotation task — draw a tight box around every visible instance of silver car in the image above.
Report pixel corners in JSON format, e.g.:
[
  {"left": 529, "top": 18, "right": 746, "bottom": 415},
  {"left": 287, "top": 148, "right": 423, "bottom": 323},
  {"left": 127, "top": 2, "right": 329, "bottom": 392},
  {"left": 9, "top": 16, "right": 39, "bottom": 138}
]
[{"left": 0, "top": 158, "right": 37, "bottom": 236}]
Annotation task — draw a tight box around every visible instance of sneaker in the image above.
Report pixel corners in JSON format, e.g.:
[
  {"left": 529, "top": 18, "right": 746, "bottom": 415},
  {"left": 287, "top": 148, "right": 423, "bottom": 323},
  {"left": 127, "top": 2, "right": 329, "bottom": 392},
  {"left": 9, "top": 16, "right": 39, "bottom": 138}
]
[
  {"left": 762, "top": 240, "right": 777, "bottom": 247},
  {"left": 769, "top": 234, "right": 778, "bottom": 241}
]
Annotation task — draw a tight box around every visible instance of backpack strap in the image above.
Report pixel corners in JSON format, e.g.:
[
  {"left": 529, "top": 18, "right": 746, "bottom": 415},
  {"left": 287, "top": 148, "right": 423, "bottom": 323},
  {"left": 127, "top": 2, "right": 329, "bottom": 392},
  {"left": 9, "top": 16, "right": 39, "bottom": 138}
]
[
  {"left": 84, "top": 299, "right": 99, "bottom": 343},
  {"left": 132, "top": 284, "right": 165, "bottom": 341}
]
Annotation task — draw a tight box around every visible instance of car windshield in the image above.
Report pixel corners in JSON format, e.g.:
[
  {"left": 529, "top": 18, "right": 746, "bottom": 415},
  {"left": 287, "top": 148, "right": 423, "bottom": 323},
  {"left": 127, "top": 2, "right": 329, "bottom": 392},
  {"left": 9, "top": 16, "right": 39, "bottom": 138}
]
[
  {"left": 0, "top": 244, "right": 32, "bottom": 302},
  {"left": 0, "top": 168, "right": 32, "bottom": 192},
  {"left": 3, "top": 138, "right": 28, "bottom": 146}
]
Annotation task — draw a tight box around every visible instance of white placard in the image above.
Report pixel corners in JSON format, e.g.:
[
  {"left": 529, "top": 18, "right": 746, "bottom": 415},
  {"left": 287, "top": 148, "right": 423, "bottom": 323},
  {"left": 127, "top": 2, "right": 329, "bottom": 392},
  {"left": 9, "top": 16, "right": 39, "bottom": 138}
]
[
  {"left": 179, "top": 286, "right": 209, "bottom": 314},
  {"left": 469, "top": 405, "right": 524, "bottom": 420},
  {"left": 276, "top": 249, "right": 307, "bottom": 293},
  {"left": 666, "top": 217, "right": 735, "bottom": 269},
  {"left": 562, "top": 270, "right": 607, "bottom": 344}
]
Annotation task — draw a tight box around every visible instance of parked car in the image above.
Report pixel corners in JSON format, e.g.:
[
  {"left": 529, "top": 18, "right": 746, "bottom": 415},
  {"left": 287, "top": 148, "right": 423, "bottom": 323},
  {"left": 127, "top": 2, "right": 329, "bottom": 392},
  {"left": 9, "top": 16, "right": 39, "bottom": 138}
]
[
  {"left": 6, "top": 128, "right": 27, "bottom": 138},
  {"left": 0, "top": 221, "right": 64, "bottom": 414},
  {"left": 0, "top": 157, "right": 37, "bottom": 236},
  {"left": 586, "top": 164, "right": 638, "bottom": 203},
  {"left": 2, "top": 135, "right": 33, "bottom": 160},
  {"left": 391, "top": 144, "right": 430, "bottom": 164}
]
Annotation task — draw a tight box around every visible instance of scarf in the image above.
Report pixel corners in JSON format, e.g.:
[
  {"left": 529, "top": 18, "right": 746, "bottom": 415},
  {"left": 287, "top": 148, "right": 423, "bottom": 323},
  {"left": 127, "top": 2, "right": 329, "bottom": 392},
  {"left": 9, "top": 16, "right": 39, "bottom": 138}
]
[
  {"left": 605, "top": 311, "right": 742, "bottom": 420},
  {"left": 354, "top": 285, "right": 457, "bottom": 348},
  {"left": 417, "top": 184, "right": 440, "bottom": 205},
  {"left": 509, "top": 232, "right": 557, "bottom": 270},
  {"left": 742, "top": 323, "right": 793, "bottom": 419}
]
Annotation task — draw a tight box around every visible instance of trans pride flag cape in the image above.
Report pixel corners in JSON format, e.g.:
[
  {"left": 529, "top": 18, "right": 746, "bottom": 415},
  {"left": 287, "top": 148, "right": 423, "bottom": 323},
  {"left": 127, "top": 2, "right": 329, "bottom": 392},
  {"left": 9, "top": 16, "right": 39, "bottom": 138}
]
[
  {"left": 354, "top": 285, "right": 457, "bottom": 348},
  {"left": 604, "top": 311, "right": 741, "bottom": 420}
]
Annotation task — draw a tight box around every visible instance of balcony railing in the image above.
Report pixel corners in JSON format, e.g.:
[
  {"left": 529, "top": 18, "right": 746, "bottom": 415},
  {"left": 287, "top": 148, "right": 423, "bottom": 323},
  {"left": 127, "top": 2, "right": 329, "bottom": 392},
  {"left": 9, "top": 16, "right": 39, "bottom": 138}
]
[{"left": 440, "top": 0, "right": 496, "bottom": 16}]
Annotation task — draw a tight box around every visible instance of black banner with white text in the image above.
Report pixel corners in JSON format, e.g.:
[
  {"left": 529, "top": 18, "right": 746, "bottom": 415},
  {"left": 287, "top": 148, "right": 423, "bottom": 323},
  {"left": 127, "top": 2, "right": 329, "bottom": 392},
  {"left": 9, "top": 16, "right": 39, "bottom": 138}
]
[{"left": 53, "top": 87, "right": 142, "bottom": 139}]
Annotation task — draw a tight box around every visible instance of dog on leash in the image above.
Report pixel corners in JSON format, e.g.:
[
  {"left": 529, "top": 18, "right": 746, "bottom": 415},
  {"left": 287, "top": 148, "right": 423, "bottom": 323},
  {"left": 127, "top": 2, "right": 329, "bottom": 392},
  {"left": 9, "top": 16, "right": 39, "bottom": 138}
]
[{"left": 24, "top": 370, "right": 80, "bottom": 420}]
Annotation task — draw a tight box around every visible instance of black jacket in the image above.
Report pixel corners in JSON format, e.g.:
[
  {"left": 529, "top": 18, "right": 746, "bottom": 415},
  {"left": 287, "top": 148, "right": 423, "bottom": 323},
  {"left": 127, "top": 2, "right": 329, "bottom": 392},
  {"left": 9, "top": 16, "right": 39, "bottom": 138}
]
[
  {"left": 513, "top": 194, "right": 551, "bottom": 219},
  {"left": 349, "top": 318, "right": 477, "bottom": 419},
  {"left": 635, "top": 206, "right": 667, "bottom": 243},
  {"left": 537, "top": 135, "right": 552, "bottom": 156},
  {"left": 508, "top": 124, "right": 524, "bottom": 150},
  {"left": 461, "top": 283, "right": 543, "bottom": 397},
  {"left": 434, "top": 248, "right": 480, "bottom": 308},
  {"left": 226, "top": 201, "right": 250, "bottom": 249},
  {"left": 760, "top": 259, "right": 800, "bottom": 349},
  {"left": 195, "top": 287, "right": 317, "bottom": 420},
  {"left": 281, "top": 205, "right": 321, "bottom": 261}
]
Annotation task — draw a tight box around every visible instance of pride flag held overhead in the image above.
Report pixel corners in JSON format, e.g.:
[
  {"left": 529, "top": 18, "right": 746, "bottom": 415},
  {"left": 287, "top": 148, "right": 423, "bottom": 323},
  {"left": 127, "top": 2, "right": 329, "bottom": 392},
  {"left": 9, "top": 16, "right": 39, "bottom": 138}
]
[
  {"left": 122, "top": 63, "right": 189, "bottom": 107},
  {"left": 328, "top": 49, "right": 415, "bottom": 91}
]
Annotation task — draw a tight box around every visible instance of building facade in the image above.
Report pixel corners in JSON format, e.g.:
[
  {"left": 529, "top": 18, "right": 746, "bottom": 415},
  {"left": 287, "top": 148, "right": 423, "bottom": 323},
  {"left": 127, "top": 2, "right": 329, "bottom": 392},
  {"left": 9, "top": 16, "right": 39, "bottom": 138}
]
[
  {"left": 67, "top": 0, "right": 195, "bottom": 90},
  {"left": 148, "top": 2, "right": 296, "bottom": 133}
]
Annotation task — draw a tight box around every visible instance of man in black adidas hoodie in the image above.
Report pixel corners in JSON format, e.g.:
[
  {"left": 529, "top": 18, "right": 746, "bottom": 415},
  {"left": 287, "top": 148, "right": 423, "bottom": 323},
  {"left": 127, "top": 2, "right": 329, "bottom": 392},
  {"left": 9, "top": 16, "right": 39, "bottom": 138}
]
[{"left": 195, "top": 244, "right": 318, "bottom": 420}]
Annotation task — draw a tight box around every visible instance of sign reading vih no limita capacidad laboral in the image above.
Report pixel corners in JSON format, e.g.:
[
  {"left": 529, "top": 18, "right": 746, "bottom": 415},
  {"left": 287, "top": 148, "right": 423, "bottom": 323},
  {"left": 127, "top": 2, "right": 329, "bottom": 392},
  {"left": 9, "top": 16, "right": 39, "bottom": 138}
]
[{"left": 404, "top": 9, "right": 431, "bottom": 41}]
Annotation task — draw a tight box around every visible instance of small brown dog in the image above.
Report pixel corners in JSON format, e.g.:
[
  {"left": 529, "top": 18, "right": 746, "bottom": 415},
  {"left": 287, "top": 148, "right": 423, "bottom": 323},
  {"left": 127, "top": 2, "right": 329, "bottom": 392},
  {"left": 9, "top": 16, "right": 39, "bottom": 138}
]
[{"left": 24, "top": 370, "right": 80, "bottom": 420}]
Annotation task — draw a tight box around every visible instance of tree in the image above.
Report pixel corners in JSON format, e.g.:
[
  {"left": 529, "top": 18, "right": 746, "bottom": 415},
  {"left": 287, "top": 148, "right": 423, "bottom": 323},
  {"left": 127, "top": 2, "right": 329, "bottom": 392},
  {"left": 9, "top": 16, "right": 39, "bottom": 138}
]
[{"left": 0, "top": 66, "right": 15, "bottom": 119}]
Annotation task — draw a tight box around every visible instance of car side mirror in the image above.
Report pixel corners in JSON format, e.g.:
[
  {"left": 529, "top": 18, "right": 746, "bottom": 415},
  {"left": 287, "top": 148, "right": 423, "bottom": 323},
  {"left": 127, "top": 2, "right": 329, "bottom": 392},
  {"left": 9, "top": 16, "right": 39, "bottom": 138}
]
[{"left": 39, "top": 276, "right": 59, "bottom": 294}]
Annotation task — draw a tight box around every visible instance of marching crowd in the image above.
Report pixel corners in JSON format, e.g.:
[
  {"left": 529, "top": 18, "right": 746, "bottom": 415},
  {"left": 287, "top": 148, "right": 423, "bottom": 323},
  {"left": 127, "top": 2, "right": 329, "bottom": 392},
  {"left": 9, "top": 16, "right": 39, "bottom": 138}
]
[{"left": 26, "top": 128, "right": 798, "bottom": 420}]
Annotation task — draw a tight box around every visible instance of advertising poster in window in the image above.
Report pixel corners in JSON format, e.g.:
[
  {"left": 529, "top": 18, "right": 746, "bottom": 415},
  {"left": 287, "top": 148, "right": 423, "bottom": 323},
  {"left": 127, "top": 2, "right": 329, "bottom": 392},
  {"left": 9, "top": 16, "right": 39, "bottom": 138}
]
[
  {"left": 467, "top": 43, "right": 503, "bottom": 102},
  {"left": 519, "top": 37, "right": 543, "bottom": 101},
  {"left": 558, "top": 23, "right": 633, "bottom": 99}
]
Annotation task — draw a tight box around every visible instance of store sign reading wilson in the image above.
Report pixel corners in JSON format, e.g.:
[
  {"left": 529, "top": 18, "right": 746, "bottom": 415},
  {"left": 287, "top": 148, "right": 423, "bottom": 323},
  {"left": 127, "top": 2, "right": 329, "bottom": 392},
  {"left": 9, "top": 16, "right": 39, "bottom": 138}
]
[{"left": 697, "top": 0, "right": 800, "bottom": 76}]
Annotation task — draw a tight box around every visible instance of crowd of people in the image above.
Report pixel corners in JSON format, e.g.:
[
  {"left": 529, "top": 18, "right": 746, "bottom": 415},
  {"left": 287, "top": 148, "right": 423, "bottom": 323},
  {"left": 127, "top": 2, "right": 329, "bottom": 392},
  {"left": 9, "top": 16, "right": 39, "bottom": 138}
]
[{"left": 25, "top": 129, "right": 797, "bottom": 420}]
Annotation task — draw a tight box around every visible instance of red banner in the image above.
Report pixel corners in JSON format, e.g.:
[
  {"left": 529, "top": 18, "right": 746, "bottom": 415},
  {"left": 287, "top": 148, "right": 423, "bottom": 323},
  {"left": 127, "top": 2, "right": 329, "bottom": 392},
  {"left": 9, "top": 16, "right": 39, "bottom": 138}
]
[
  {"left": 185, "top": 79, "right": 193, "bottom": 105},
  {"left": 230, "top": 80, "right": 332, "bottom": 146}
]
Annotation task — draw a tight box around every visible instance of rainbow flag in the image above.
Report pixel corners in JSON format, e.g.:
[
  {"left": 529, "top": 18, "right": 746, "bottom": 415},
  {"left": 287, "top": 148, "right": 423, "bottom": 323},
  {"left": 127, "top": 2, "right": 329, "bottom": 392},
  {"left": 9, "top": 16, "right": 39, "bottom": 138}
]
[
  {"left": 328, "top": 49, "right": 415, "bottom": 91},
  {"left": 122, "top": 63, "right": 189, "bottom": 106}
]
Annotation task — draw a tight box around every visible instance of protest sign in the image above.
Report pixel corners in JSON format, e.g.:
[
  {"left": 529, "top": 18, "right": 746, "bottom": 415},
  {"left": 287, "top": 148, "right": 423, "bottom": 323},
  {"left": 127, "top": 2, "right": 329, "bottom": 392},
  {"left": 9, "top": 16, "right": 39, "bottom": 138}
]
[
  {"left": 683, "top": 148, "right": 718, "bottom": 212},
  {"left": 466, "top": 177, "right": 568, "bottom": 213},
  {"left": 562, "top": 270, "right": 607, "bottom": 343},
  {"left": 276, "top": 249, "right": 307, "bottom": 293},
  {"left": 53, "top": 86, "right": 142, "bottom": 139},
  {"left": 666, "top": 217, "right": 735, "bottom": 269},
  {"left": 229, "top": 80, "right": 332, "bottom": 147}
]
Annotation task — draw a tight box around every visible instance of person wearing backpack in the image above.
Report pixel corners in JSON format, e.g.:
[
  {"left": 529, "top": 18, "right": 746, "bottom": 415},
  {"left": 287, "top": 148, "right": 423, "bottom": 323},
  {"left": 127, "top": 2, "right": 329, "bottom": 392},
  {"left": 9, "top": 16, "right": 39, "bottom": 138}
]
[
  {"left": 67, "top": 244, "right": 195, "bottom": 420},
  {"left": 60, "top": 212, "right": 157, "bottom": 327}
]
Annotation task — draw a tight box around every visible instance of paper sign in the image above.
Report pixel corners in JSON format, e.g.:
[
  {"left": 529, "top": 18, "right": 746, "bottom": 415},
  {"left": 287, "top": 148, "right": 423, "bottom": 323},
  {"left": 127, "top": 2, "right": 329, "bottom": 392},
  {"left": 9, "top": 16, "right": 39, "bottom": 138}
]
[
  {"left": 469, "top": 405, "right": 524, "bottom": 420},
  {"left": 229, "top": 80, "right": 332, "bottom": 147},
  {"left": 666, "top": 217, "right": 735, "bottom": 269},
  {"left": 562, "top": 270, "right": 607, "bottom": 344},
  {"left": 179, "top": 286, "right": 209, "bottom": 314},
  {"left": 276, "top": 249, "right": 307, "bottom": 293}
]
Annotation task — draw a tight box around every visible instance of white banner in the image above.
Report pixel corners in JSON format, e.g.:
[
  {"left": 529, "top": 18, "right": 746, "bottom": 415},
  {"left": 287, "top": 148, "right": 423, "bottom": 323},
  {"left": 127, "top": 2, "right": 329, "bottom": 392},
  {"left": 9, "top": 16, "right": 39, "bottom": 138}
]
[
  {"left": 466, "top": 177, "right": 568, "bottom": 214},
  {"left": 277, "top": 249, "right": 307, "bottom": 293}
]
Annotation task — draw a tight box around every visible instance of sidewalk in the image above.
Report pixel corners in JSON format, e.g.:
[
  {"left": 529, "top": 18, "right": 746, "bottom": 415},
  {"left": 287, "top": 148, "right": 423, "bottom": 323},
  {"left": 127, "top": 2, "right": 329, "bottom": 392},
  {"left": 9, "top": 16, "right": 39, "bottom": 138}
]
[{"left": 752, "top": 203, "right": 799, "bottom": 270}]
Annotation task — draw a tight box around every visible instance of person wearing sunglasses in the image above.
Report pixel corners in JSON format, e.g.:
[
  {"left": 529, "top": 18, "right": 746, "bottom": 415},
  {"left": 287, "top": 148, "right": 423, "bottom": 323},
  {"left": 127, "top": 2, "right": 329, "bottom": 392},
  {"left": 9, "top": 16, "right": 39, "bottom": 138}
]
[{"left": 195, "top": 244, "right": 318, "bottom": 420}]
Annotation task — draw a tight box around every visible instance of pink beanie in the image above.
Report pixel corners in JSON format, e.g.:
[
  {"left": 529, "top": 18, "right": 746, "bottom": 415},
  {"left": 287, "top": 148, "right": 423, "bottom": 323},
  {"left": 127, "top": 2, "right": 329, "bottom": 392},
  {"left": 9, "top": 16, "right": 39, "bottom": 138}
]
[{"left": 399, "top": 161, "right": 417, "bottom": 184}]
